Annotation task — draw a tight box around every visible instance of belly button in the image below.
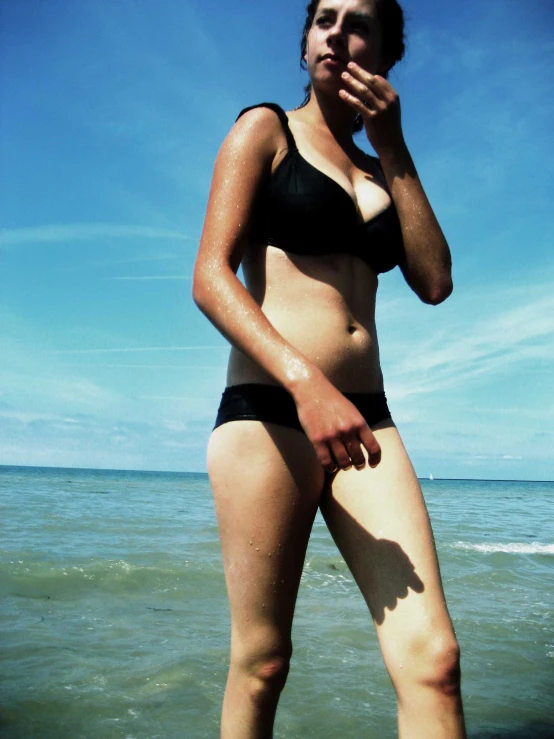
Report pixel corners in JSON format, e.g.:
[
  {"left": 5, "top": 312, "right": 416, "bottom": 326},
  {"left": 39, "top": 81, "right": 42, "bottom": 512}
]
[{"left": 348, "top": 325, "right": 357, "bottom": 335}]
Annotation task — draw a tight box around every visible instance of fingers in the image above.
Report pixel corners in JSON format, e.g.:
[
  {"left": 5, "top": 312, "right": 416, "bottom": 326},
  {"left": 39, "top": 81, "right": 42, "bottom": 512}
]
[
  {"left": 330, "top": 438, "right": 355, "bottom": 471},
  {"left": 344, "top": 434, "right": 367, "bottom": 470},
  {"left": 344, "top": 62, "right": 390, "bottom": 96},
  {"left": 313, "top": 440, "right": 340, "bottom": 474},
  {"left": 314, "top": 427, "right": 380, "bottom": 474},
  {"left": 359, "top": 425, "right": 381, "bottom": 468},
  {"left": 314, "top": 438, "right": 351, "bottom": 474},
  {"left": 340, "top": 73, "right": 382, "bottom": 115},
  {"left": 339, "top": 87, "right": 376, "bottom": 120},
  {"left": 339, "top": 62, "right": 397, "bottom": 118}
]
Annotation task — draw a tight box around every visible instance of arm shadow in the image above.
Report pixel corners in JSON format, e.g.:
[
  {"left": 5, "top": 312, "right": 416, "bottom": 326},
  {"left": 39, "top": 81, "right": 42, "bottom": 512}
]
[{"left": 319, "top": 494, "right": 424, "bottom": 626}]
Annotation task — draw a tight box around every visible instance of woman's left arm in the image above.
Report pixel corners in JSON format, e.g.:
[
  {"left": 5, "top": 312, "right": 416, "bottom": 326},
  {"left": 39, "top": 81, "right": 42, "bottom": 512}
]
[{"left": 340, "top": 63, "right": 453, "bottom": 305}]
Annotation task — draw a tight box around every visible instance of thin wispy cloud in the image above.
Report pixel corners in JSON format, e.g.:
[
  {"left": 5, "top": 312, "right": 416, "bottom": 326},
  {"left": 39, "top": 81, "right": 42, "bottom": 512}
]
[
  {"left": 60, "top": 364, "right": 223, "bottom": 369},
  {"left": 140, "top": 396, "right": 214, "bottom": 401},
  {"left": 0, "top": 224, "right": 190, "bottom": 248},
  {"left": 0, "top": 369, "right": 124, "bottom": 410},
  {"left": 50, "top": 345, "right": 227, "bottom": 354},
  {"left": 109, "top": 275, "right": 192, "bottom": 281},
  {"left": 384, "top": 283, "right": 554, "bottom": 400},
  {"left": 0, "top": 408, "right": 209, "bottom": 471},
  {"left": 92, "top": 254, "right": 182, "bottom": 268}
]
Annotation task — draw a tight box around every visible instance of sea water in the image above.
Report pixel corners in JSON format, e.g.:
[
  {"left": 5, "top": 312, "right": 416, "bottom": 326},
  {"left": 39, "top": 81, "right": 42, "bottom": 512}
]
[{"left": 1, "top": 466, "right": 553, "bottom": 739}]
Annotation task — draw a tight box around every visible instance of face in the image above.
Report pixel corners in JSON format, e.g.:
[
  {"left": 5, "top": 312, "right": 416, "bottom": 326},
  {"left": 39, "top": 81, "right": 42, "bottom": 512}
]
[{"left": 305, "top": 0, "right": 384, "bottom": 91}]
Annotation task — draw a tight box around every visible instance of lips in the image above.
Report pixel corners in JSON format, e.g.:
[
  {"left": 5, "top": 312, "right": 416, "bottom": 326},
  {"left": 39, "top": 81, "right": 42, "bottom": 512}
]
[{"left": 320, "top": 53, "right": 345, "bottom": 64}]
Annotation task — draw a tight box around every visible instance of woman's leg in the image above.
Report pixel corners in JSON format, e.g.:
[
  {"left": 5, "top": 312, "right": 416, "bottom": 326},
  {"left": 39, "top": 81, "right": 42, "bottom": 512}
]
[
  {"left": 208, "top": 420, "right": 325, "bottom": 739},
  {"left": 319, "top": 422, "right": 466, "bottom": 739}
]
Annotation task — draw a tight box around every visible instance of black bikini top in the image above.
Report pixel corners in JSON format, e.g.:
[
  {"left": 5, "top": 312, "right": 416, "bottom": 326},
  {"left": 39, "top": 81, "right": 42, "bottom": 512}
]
[{"left": 238, "top": 102, "right": 405, "bottom": 274}]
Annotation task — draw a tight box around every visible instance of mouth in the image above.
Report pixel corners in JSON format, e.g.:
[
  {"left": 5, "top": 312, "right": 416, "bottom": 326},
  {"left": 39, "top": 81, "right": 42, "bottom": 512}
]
[{"left": 320, "top": 53, "right": 346, "bottom": 65}]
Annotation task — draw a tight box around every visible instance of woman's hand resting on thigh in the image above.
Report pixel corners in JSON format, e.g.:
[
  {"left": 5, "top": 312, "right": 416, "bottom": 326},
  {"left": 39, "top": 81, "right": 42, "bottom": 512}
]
[{"left": 291, "top": 371, "right": 381, "bottom": 473}]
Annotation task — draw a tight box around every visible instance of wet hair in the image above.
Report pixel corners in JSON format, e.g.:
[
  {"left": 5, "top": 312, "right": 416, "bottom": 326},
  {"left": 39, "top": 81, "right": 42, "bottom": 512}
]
[{"left": 298, "top": 0, "right": 406, "bottom": 132}]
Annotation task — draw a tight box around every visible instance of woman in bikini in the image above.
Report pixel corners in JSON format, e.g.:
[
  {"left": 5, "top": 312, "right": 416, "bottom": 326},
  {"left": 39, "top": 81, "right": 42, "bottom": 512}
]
[{"left": 193, "top": 0, "right": 467, "bottom": 736}]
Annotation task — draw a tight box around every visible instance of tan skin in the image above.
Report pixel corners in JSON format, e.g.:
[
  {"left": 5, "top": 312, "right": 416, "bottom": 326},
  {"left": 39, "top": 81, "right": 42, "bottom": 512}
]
[{"left": 194, "top": 0, "right": 466, "bottom": 736}]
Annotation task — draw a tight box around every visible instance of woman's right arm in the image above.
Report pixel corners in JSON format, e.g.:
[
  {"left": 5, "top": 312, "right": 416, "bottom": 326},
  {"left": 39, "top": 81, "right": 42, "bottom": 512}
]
[
  {"left": 193, "top": 108, "right": 317, "bottom": 394},
  {"left": 192, "top": 108, "right": 381, "bottom": 471}
]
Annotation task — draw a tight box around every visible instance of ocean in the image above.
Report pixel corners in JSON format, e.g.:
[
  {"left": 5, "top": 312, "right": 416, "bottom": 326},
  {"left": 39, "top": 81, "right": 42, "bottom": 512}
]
[{"left": 1, "top": 465, "right": 553, "bottom": 738}]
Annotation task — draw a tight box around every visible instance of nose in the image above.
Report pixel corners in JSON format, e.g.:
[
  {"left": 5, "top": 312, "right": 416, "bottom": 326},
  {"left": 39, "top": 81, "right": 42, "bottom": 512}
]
[{"left": 326, "top": 20, "right": 346, "bottom": 47}]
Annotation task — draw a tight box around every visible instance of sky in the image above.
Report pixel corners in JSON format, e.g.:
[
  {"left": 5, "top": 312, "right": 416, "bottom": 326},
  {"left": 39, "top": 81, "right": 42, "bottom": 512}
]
[{"left": 1, "top": 0, "right": 553, "bottom": 479}]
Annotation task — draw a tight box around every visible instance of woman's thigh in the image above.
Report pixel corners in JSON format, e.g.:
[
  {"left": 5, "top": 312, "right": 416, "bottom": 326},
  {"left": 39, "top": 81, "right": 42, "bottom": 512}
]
[
  {"left": 208, "top": 420, "right": 326, "bottom": 658},
  {"left": 318, "top": 423, "right": 456, "bottom": 676}
]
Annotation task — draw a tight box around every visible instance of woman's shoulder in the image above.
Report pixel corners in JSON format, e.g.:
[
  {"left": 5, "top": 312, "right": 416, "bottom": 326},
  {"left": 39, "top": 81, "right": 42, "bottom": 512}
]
[
  {"left": 226, "top": 103, "right": 289, "bottom": 156},
  {"left": 215, "top": 104, "right": 288, "bottom": 175},
  {"left": 233, "top": 102, "right": 289, "bottom": 138}
]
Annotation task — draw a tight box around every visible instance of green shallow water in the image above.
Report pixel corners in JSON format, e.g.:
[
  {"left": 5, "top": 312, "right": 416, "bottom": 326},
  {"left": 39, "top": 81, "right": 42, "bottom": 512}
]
[{"left": 1, "top": 466, "right": 553, "bottom": 738}]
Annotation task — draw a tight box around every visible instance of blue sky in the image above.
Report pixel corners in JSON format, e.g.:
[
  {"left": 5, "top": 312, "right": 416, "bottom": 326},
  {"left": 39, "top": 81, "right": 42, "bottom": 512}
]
[{"left": 1, "top": 0, "right": 553, "bottom": 479}]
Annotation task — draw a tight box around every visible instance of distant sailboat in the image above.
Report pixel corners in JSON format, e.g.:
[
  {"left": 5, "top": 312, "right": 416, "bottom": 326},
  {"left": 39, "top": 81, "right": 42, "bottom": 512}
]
[{"left": 429, "top": 473, "right": 434, "bottom": 480}]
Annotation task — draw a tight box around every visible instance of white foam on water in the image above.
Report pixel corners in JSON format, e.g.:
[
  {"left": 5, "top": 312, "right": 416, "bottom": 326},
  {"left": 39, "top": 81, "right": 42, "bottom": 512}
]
[{"left": 451, "top": 541, "right": 554, "bottom": 554}]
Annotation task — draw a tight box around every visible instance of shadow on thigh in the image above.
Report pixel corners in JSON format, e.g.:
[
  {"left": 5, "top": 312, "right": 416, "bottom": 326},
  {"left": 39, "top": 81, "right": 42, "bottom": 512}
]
[
  {"left": 318, "top": 425, "right": 451, "bottom": 637},
  {"left": 320, "top": 488, "right": 425, "bottom": 625},
  {"left": 315, "top": 423, "right": 462, "bottom": 701}
]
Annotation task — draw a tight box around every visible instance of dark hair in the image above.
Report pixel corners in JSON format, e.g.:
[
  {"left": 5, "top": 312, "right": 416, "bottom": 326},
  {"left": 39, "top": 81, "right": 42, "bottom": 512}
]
[{"left": 298, "top": 0, "right": 406, "bottom": 132}]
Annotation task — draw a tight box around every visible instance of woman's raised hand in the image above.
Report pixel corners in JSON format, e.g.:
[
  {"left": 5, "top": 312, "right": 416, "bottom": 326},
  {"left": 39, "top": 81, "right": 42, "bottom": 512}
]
[
  {"left": 292, "top": 371, "right": 381, "bottom": 473},
  {"left": 338, "top": 62, "right": 405, "bottom": 156}
]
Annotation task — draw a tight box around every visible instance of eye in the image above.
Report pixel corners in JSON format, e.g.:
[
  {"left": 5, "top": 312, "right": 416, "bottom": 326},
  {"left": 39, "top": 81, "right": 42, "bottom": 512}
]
[
  {"left": 350, "top": 20, "right": 371, "bottom": 34},
  {"left": 315, "top": 15, "right": 333, "bottom": 28}
]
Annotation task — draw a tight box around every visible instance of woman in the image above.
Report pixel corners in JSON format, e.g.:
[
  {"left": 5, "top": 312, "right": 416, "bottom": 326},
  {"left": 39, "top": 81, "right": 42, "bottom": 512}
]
[{"left": 193, "top": 0, "right": 467, "bottom": 736}]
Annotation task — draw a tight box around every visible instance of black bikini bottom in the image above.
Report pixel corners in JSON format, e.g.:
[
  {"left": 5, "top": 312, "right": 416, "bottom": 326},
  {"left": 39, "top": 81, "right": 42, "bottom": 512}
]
[{"left": 214, "top": 383, "right": 392, "bottom": 435}]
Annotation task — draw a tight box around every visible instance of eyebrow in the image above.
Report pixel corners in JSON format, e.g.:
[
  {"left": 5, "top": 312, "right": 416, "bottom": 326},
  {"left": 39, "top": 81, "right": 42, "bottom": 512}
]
[
  {"left": 350, "top": 11, "right": 374, "bottom": 22},
  {"left": 315, "top": 6, "right": 375, "bottom": 23}
]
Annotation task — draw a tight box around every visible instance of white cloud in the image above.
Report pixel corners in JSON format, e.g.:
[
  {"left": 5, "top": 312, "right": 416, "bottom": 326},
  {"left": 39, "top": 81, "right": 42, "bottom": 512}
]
[
  {"left": 0, "top": 224, "right": 190, "bottom": 248},
  {"left": 61, "top": 364, "right": 223, "bottom": 369},
  {"left": 0, "top": 405, "right": 210, "bottom": 472},
  {"left": 140, "top": 396, "right": 214, "bottom": 402},
  {"left": 383, "top": 282, "right": 554, "bottom": 400},
  {"left": 51, "top": 345, "right": 226, "bottom": 354},
  {"left": 108, "top": 275, "right": 192, "bottom": 281}
]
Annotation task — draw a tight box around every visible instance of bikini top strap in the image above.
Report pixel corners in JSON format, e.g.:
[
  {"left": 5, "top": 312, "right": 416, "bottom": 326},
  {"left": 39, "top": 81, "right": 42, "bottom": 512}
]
[{"left": 236, "top": 102, "right": 297, "bottom": 151}]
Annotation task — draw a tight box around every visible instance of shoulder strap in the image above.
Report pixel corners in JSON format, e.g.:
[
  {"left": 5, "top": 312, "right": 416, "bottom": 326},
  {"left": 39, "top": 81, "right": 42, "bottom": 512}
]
[{"left": 236, "top": 102, "right": 297, "bottom": 150}]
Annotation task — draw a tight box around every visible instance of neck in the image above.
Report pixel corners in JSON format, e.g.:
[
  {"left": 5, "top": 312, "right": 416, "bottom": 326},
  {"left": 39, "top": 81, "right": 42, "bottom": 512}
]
[{"left": 301, "top": 90, "right": 357, "bottom": 148}]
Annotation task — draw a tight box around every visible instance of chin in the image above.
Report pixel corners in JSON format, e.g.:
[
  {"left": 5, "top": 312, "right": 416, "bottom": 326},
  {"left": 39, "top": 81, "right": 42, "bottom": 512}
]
[{"left": 311, "top": 74, "right": 343, "bottom": 96}]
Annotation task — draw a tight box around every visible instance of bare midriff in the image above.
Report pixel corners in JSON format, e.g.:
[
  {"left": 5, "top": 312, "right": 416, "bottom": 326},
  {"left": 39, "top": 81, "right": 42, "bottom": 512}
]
[{"left": 226, "top": 243, "right": 384, "bottom": 393}]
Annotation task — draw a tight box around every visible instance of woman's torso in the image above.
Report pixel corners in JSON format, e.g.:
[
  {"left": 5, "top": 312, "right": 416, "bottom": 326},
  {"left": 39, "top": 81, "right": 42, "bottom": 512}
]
[{"left": 226, "top": 105, "right": 402, "bottom": 394}]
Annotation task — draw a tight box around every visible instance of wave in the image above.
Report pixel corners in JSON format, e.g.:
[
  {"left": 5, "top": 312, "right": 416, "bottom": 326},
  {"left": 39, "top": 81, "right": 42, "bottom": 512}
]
[{"left": 451, "top": 542, "right": 554, "bottom": 555}]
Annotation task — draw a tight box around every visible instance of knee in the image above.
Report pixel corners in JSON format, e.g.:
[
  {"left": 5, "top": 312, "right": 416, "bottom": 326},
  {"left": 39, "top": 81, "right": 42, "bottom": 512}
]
[
  {"left": 247, "top": 653, "right": 291, "bottom": 702},
  {"left": 233, "top": 645, "right": 292, "bottom": 702},
  {"left": 420, "top": 637, "right": 461, "bottom": 696},
  {"left": 394, "top": 632, "right": 462, "bottom": 698}
]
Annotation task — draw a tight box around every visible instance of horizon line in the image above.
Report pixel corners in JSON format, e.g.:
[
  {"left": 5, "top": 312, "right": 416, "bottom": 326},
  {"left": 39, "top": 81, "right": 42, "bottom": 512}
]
[{"left": 0, "top": 463, "right": 551, "bottom": 484}]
